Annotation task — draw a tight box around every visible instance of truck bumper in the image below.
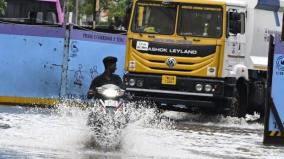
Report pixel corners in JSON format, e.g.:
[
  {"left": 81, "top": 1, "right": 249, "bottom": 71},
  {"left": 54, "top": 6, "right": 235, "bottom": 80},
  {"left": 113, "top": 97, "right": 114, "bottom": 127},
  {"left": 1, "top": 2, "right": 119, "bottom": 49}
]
[{"left": 124, "top": 73, "right": 236, "bottom": 112}]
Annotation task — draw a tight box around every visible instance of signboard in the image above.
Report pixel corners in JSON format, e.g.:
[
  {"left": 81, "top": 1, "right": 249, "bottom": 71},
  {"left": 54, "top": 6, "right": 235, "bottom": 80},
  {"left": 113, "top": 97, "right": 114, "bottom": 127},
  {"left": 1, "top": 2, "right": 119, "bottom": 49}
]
[{"left": 264, "top": 34, "right": 284, "bottom": 145}]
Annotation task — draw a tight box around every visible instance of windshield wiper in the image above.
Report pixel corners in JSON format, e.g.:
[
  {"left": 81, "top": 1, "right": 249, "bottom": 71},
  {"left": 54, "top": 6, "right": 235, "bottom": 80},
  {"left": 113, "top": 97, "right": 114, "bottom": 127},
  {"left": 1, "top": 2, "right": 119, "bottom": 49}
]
[{"left": 180, "top": 32, "right": 193, "bottom": 36}]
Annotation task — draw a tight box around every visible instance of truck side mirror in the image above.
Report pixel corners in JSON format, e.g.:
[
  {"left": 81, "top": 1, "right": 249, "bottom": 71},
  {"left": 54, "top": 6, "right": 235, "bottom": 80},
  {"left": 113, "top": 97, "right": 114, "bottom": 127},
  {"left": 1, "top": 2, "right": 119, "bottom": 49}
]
[
  {"left": 229, "top": 20, "right": 241, "bottom": 34},
  {"left": 227, "top": 11, "right": 244, "bottom": 36},
  {"left": 230, "top": 12, "right": 241, "bottom": 21}
]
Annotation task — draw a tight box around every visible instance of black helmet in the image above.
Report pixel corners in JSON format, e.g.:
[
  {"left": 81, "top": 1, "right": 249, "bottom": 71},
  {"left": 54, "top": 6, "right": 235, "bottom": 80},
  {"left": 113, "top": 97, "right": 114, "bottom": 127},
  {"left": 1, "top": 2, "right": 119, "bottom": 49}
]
[{"left": 103, "top": 56, "right": 117, "bottom": 66}]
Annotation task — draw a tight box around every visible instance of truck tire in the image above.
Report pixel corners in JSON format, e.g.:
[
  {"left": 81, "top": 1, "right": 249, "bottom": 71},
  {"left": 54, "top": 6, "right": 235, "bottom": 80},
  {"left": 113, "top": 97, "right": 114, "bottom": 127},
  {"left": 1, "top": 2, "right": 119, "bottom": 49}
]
[
  {"left": 228, "top": 84, "right": 248, "bottom": 118},
  {"left": 248, "top": 81, "right": 265, "bottom": 115}
]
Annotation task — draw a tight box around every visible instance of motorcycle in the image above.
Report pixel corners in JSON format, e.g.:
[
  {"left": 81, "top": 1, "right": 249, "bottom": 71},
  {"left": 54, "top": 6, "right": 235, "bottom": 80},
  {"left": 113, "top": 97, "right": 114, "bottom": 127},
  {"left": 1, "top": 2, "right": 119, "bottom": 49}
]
[{"left": 87, "top": 84, "right": 128, "bottom": 150}]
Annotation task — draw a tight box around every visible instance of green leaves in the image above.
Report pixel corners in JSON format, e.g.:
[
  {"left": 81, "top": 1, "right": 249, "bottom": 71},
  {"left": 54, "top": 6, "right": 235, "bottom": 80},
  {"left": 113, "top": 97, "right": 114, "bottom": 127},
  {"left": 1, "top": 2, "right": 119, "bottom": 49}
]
[
  {"left": 0, "top": 0, "right": 6, "bottom": 16},
  {"left": 82, "top": 0, "right": 94, "bottom": 16},
  {"left": 64, "top": 0, "right": 129, "bottom": 27},
  {"left": 81, "top": 0, "right": 129, "bottom": 18},
  {"left": 108, "top": 0, "right": 127, "bottom": 19}
]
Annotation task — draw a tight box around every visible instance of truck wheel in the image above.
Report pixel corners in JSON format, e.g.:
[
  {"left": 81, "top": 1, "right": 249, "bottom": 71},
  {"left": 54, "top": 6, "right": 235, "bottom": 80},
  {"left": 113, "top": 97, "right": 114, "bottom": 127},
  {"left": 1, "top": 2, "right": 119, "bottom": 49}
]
[
  {"left": 229, "top": 85, "right": 248, "bottom": 118},
  {"left": 228, "top": 97, "right": 244, "bottom": 117}
]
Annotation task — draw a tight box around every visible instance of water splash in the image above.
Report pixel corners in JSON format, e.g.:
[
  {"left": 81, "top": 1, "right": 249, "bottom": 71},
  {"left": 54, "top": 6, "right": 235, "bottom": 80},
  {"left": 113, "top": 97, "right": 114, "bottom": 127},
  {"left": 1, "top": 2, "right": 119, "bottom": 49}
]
[
  {"left": 160, "top": 110, "right": 263, "bottom": 129},
  {"left": 0, "top": 101, "right": 274, "bottom": 159},
  {"left": 84, "top": 100, "right": 175, "bottom": 151},
  {"left": 86, "top": 103, "right": 126, "bottom": 151},
  {"left": 0, "top": 103, "right": 93, "bottom": 159}
]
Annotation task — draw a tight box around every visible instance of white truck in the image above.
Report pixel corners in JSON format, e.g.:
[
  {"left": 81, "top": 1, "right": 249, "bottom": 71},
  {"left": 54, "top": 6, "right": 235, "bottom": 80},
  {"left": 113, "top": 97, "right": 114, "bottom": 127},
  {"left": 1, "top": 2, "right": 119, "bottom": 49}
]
[{"left": 224, "top": 0, "right": 283, "bottom": 116}]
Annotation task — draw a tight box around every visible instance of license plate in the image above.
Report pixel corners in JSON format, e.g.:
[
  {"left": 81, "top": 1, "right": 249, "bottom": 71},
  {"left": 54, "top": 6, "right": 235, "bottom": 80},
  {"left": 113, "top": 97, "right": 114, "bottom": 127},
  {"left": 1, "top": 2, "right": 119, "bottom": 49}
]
[
  {"left": 162, "top": 75, "right": 176, "bottom": 85},
  {"left": 104, "top": 100, "right": 118, "bottom": 107}
]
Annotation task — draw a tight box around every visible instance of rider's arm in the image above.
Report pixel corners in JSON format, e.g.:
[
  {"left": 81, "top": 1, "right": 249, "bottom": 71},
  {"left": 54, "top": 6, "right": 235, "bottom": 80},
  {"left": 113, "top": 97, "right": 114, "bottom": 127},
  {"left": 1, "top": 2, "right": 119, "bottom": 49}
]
[
  {"left": 87, "top": 89, "right": 95, "bottom": 99},
  {"left": 87, "top": 79, "right": 97, "bottom": 99}
]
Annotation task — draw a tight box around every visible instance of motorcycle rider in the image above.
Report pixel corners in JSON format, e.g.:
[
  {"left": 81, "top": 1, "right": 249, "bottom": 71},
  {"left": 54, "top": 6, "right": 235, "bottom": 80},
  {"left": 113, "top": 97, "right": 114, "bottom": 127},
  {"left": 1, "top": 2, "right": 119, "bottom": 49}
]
[{"left": 87, "top": 56, "right": 124, "bottom": 99}]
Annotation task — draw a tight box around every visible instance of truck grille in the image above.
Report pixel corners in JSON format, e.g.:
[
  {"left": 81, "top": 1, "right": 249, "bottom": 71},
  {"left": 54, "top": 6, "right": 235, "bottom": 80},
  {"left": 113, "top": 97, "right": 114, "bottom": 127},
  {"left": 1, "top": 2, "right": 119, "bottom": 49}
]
[{"left": 129, "top": 39, "right": 220, "bottom": 76}]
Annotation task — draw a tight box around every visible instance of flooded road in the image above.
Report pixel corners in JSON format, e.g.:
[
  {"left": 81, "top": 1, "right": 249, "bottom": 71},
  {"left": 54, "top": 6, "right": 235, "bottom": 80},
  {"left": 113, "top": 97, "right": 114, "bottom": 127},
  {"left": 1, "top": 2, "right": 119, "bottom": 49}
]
[{"left": 0, "top": 103, "right": 284, "bottom": 159}]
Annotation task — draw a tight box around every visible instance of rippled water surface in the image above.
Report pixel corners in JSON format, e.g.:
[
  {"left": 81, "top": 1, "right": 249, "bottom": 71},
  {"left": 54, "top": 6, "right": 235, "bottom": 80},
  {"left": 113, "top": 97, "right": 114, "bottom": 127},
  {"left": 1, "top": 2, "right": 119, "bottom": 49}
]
[{"left": 0, "top": 102, "right": 284, "bottom": 159}]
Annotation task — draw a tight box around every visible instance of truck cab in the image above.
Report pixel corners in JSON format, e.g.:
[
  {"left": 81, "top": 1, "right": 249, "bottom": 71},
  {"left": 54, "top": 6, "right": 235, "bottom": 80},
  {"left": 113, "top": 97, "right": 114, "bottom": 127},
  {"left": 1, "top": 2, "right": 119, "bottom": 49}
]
[{"left": 124, "top": 0, "right": 283, "bottom": 117}]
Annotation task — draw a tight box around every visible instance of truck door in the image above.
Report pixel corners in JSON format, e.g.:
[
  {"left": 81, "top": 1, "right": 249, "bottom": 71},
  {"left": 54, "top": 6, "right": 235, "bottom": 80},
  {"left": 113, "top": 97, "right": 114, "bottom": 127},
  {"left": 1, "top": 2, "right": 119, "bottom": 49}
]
[{"left": 223, "top": 7, "right": 246, "bottom": 77}]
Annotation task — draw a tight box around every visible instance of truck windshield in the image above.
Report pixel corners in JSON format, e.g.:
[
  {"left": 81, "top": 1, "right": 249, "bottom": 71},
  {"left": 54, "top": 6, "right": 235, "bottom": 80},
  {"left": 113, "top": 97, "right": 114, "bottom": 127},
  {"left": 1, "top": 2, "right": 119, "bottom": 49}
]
[
  {"left": 0, "top": 0, "right": 59, "bottom": 24},
  {"left": 131, "top": 2, "right": 176, "bottom": 35},
  {"left": 178, "top": 5, "right": 223, "bottom": 38}
]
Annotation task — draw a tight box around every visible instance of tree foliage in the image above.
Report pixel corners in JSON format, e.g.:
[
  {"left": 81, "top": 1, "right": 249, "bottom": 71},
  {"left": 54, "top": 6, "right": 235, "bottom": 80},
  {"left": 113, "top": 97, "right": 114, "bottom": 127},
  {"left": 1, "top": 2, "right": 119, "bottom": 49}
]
[
  {"left": 67, "top": 0, "right": 75, "bottom": 13},
  {"left": 81, "top": 0, "right": 94, "bottom": 16},
  {"left": 82, "top": 0, "right": 130, "bottom": 21},
  {"left": 65, "top": 0, "right": 130, "bottom": 26},
  {"left": 108, "top": 0, "right": 128, "bottom": 20},
  {"left": 0, "top": 0, "right": 6, "bottom": 16}
]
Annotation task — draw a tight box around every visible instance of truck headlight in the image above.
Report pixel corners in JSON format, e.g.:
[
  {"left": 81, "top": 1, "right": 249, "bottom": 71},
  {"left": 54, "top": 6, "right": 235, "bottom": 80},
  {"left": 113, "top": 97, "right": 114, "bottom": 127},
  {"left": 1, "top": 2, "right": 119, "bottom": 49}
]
[
  {"left": 205, "top": 84, "right": 212, "bottom": 92},
  {"left": 195, "top": 84, "right": 203, "bottom": 91},
  {"left": 129, "top": 79, "right": 136, "bottom": 86}
]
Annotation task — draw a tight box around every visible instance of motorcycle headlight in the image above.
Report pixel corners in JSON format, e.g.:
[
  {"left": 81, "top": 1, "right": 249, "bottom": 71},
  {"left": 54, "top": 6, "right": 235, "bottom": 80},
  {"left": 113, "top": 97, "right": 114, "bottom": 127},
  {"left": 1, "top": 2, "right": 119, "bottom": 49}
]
[
  {"left": 102, "top": 88, "right": 119, "bottom": 98},
  {"left": 97, "top": 84, "right": 125, "bottom": 98}
]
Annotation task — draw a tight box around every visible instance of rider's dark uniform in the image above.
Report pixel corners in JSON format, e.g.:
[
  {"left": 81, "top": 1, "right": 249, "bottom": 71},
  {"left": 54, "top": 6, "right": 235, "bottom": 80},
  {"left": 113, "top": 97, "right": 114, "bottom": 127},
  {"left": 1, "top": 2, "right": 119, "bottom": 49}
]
[
  {"left": 89, "top": 73, "right": 123, "bottom": 91},
  {"left": 87, "top": 73, "right": 123, "bottom": 99},
  {"left": 88, "top": 73, "right": 124, "bottom": 99},
  {"left": 87, "top": 56, "right": 124, "bottom": 99}
]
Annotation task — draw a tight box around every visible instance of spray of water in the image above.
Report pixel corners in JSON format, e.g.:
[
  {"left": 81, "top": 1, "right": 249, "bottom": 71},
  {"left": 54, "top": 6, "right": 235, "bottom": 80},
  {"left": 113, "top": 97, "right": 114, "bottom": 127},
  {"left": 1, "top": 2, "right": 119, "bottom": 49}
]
[
  {"left": 0, "top": 100, "right": 269, "bottom": 159},
  {"left": 0, "top": 103, "right": 93, "bottom": 158},
  {"left": 160, "top": 110, "right": 263, "bottom": 129},
  {"left": 83, "top": 100, "right": 175, "bottom": 152}
]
